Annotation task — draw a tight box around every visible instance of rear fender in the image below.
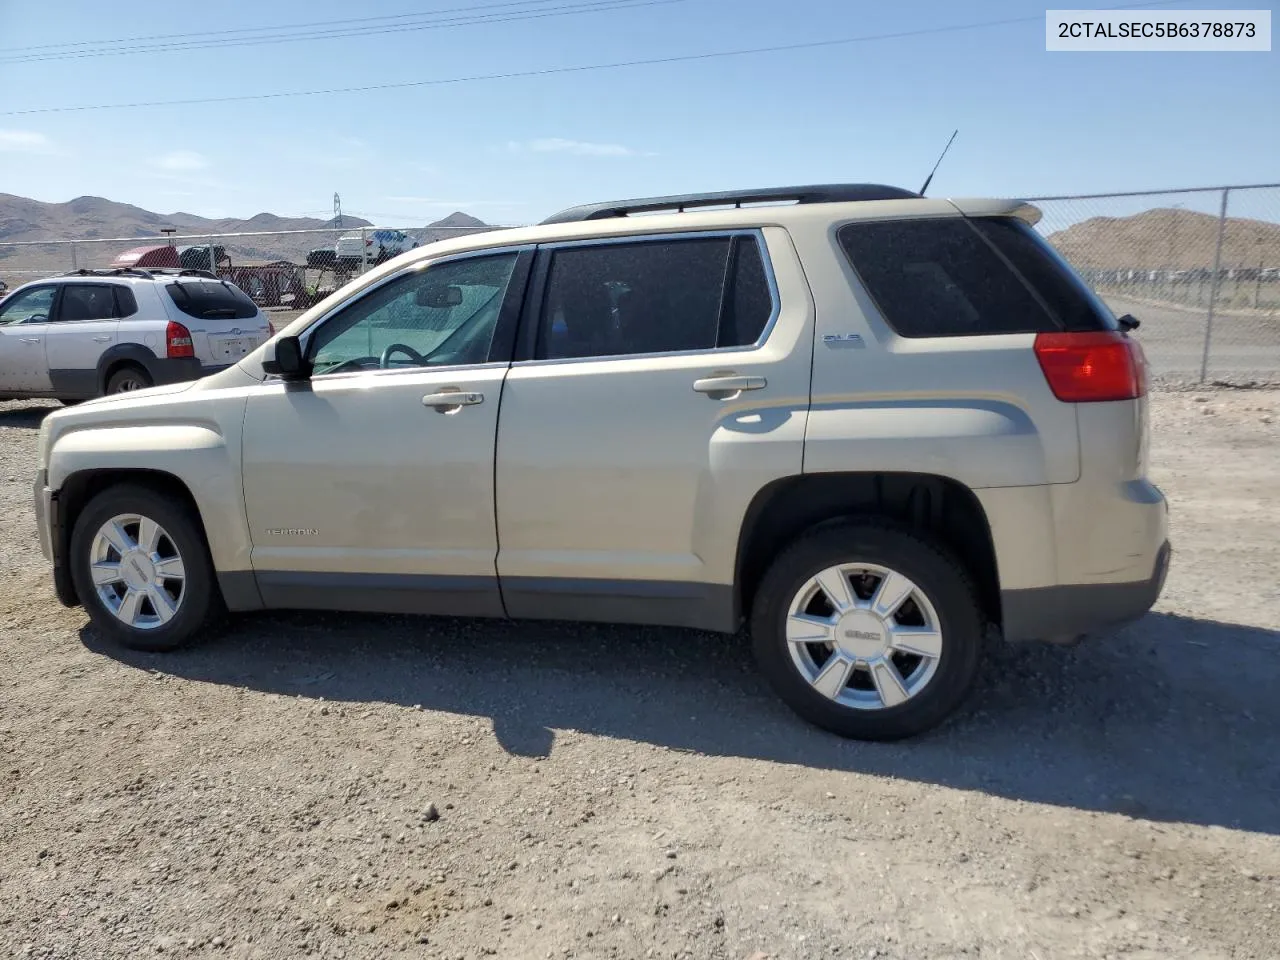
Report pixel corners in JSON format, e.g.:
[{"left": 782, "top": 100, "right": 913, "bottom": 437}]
[{"left": 803, "top": 399, "right": 1051, "bottom": 488}]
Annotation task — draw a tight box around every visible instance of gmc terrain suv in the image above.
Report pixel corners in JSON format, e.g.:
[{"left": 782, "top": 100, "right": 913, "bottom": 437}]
[
  {"left": 32, "top": 185, "right": 1170, "bottom": 740},
  {"left": 1, "top": 269, "right": 271, "bottom": 402}
]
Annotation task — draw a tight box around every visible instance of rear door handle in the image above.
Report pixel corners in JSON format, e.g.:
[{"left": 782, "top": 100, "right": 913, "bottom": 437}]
[
  {"left": 422, "top": 390, "right": 483, "bottom": 412},
  {"left": 92, "top": 335, "right": 112, "bottom": 342},
  {"left": 18, "top": 337, "right": 41, "bottom": 344},
  {"left": 692, "top": 374, "right": 766, "bottom": 398}
]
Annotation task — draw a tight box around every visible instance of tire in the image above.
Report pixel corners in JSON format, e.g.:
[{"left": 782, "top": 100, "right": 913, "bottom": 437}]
[
  {"left": 750, "top": 520, "right": 984, "bottom": 741},
  {"left": 105, "top": 365, "right": 153, "bottom": 395},
  {"left": 58, "top": 398, "right": 85, "bottom": 406},
  {"left": 69, "top": 484, "right": 223, "bottom": 652}
]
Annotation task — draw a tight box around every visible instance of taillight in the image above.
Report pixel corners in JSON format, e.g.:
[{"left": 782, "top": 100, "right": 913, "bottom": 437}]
[
  {"left": 166, "top": 320, "right": 195, "bottom": 359},
  {"left": 1033, "top": 331, "right": 1146, "bottom": 402}
]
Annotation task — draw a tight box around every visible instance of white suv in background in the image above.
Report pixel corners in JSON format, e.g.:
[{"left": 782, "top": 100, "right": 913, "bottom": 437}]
[{"left": 0, "top": 270, "right": 271, "bottom": 402}]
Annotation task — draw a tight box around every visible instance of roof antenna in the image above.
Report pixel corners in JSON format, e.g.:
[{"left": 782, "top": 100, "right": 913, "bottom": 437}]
[{"left": 919, "top": 129, "right": 958, "bottom": 197}]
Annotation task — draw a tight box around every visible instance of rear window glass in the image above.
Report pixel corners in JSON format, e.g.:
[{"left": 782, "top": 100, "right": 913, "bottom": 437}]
[
  {"left": 971, "top": 218, "right": 1118, "bottom": 332},
  {"left": 165, "top": 280, "right": 257, "bottom": 320},
  {"left": 838, "top": 217, "right": 1115, "bottom": 338}
]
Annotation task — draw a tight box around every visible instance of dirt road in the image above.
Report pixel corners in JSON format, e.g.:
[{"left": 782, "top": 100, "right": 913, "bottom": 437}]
[
  {"left": 1101, "top": 295, "right": 1280, "bottom": 385},
  {"left": 1, "top": 390, "right": 1277, "bottom": 960}
]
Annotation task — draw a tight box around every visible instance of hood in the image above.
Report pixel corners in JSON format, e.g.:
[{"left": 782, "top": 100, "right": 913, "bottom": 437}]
[{"left": 77, "top": 380, "right": 195, "bottom": 407}]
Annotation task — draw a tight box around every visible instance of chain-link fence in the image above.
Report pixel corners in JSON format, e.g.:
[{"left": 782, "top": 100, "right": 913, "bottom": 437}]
[
  {"left": 3, "top": 185, "right": 1279, "bottom": 384},
  {"left": 0, "top": 223, "right": 503, "bottom": 324},
  {"left": 1029, "top": 183, "right": 1280, "bottom": 385}
]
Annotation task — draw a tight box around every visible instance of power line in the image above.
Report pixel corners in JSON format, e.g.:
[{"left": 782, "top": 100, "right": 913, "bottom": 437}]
[
  {"left": 0, "top": 0, "right": 576, "bottom": 54},
  {"left": 1, "top": 0, "right": 1189, "bottom": 117},
  {"left": 0, "top": 0, "right": 684, "bottom": 65}
]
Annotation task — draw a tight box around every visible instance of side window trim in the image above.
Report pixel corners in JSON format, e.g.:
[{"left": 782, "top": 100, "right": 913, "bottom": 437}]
[
  {"left": 298, "top": 245, "right": 535, "bottom": 380},
  {"left": 513, "top": 229, "right": 781, "bottom": 367}
]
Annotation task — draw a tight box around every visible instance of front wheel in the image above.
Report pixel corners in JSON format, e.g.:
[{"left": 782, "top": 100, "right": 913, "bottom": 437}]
[
  {"left": 69, "top": 484, "right": 223, "bottom": 652},
  {"left": 750, "top": 521, "right": 984, "bottom": 741}
]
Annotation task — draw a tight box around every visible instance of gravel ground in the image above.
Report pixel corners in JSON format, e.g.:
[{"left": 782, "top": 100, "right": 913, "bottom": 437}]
[{"left": 1, "top": 390, "right": 1278, "bottom": 960}]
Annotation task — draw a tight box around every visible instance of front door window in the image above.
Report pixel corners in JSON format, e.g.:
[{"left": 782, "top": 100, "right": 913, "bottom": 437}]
[{"left": 308, "top": 253, "right": 519, "bottom": 375}]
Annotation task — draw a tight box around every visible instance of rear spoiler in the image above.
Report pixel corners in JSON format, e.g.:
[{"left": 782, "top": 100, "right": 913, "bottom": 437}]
[{"left": 947, "top": 198, "right": 1043, "bottom": 227}]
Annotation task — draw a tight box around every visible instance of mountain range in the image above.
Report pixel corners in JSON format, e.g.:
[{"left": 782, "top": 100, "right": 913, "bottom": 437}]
[
  {"left": 1045, "top": 207, "right": 1280, "bottom": 271},
  {"left": 0, "top": 194, "right": 492, "bottom": 278}
]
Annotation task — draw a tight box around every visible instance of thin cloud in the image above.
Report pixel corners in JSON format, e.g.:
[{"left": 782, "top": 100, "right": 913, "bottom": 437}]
[
  {"left": 151, "top": 150, "right": 209, "bottom": 171},
  {"left": 148, "top": 170, "right": 229, "bottom": 191},
  {"left": 509, "top": 137, "right": 643, "bottom": 157},
  {"left": 0, "top": 129, "right": 58, "bottom": 154},
  {"left": 384, "top": 196, "right": 524, "bottom": 207}
]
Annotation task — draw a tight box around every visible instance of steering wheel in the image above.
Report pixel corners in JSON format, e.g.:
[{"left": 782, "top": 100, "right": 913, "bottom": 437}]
[{"left": 379, "top": 343, "right": 426, "bottom": 368}]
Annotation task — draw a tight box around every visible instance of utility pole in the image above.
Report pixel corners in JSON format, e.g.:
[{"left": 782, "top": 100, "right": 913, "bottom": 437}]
[
  {"left": 333, "top": 192, "right": 342, "bottom": 229},
  {"left": 1255, "top": 239, "right": 1264, "bottom": 309}
]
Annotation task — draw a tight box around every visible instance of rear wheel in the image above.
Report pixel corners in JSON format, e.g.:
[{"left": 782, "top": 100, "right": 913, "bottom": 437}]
[
  {"left": 750, "top": 521, "right": 984, "bottom": 741},
  {"left": 105, "top": 365, "right": 153, "bottom": 395},
  {"left": 69, "top": 484, "right": 223, "bottom": 652}
]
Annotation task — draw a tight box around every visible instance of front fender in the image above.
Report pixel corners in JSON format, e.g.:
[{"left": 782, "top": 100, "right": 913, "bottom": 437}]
[{"left": 48, "top": 420, "right": 251, "bottom": 577}]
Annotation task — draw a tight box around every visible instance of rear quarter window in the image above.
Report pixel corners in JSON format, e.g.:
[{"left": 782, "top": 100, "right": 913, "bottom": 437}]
[
  {"left": 113, "top": 286, "right": 138, "bottom": 318},
  {"left": 165, "top": 280, "right": 258, "bottom": 321},
  {"left": 838, "top": 217, "right": 1115, "bottom": 338}
]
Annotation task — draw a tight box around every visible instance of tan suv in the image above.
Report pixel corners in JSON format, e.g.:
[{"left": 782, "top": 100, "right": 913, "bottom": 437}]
[{"left": 32, "top": 184, "right": 1170, "bottom": 740}]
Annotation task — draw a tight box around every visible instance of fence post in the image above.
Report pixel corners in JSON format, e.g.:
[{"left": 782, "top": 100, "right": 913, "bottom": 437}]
[
  {"left": 1198, "top": 188, "right": 1230, "bottom": 383},
  {"left": 207, "top": 237, "right": 216, "bottom": 278},
  {"left": 360, "top": 226, "right": 368, "bottom": 274},
  {"left": 70, "top": 242, "right": 78, "bottom": 272}
]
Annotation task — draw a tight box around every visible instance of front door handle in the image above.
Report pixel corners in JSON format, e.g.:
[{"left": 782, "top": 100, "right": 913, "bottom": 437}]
[
  {"left": 18, "top": 337, "right": 41, "bottom": 344},
  {"left": 692, "top": 374, "right": 766, "bottom": 398},
  {"left": 422, "top": 389, "right": 483, "bottom": 412},
  {"left": 92, "top": 335, "right": 112, "bottom": 342}
]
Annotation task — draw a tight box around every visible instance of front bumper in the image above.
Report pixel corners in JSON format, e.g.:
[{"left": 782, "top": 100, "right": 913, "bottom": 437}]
[
  {"left": 33, "top": 469, "right": 77, "bottom": 607},
  {"left": 33, "top": 469, "right": 52, "bottom": 562}
]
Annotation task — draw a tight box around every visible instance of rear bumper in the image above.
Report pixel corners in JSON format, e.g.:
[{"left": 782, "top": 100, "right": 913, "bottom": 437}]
[
  {"left": 141, "top": 355, "right": 205, "bottom": 386},
  {"left": 1003, "top": 540, "right": 1171, "bottom": 641}
]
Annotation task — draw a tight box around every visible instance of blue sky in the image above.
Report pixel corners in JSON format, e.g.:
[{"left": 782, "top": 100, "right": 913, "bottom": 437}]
[{"left": 0, "top": 0, "right": 1276, "bottom": 225}]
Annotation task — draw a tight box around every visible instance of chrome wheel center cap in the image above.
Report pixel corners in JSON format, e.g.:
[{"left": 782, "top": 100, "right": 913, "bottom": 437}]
[
  {"left": 121, "top": 550, "right": 155, "bottom": 591},
  {"left": 835, "top": 611, "right": 888, "bottom": 660}
]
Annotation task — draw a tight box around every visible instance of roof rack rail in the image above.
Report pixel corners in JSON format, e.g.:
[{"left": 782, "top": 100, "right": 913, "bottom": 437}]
[
  {"left": 66, "top": 268, "right": 154, "bottom": 279},
  {"left": 540, "top": 183, "right": 919, "bottom": 225}
]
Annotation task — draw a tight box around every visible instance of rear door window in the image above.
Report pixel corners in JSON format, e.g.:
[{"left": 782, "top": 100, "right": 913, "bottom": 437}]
[
  {"left": 838, "top": 217, "right": 1118, "bottom": 338},
  {"left": 166, "top": 279, "right": 258, "bottom": 320},
  {"left": 57, "top": 284, "right": 119, "bottom": 322},
  {"left": 535, "top": 233, "right": 776, "bottom": 360}
]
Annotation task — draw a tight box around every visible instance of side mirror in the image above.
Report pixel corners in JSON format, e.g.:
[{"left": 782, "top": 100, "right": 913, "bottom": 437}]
[
  {"left": 262, "top": 335, "right": 310, "bottom": 380},
  {"left": 1117, "top": 313, "right": 1140, "bottom": 332},
  {"left": 415, "top": 285, "right": 463, "bottom": 308}
]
